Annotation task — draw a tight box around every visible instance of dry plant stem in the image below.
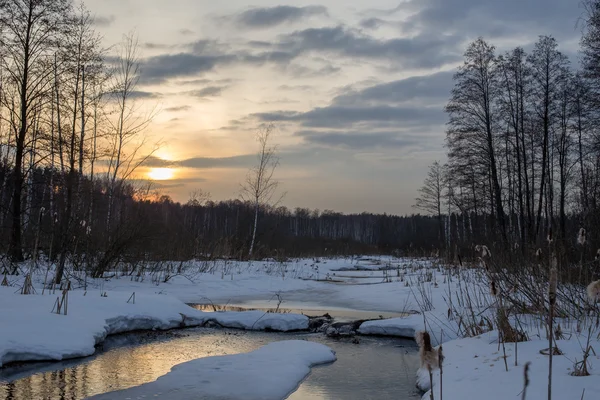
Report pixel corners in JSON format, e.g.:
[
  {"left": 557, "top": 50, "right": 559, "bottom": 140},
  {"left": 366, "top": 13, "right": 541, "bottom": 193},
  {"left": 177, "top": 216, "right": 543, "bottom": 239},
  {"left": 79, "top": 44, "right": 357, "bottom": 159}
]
[
  {"left": 428, "top": 365, "right": 434, "bottom": 400},
  {"left": 439, "top": 345, "right": 444, "bottom": 400},
  {"left": 522, "top": 362, "right": 531, "bottom": 400},
  {"left": 548, "top": 266, "right": 557, "bottom": 400}
]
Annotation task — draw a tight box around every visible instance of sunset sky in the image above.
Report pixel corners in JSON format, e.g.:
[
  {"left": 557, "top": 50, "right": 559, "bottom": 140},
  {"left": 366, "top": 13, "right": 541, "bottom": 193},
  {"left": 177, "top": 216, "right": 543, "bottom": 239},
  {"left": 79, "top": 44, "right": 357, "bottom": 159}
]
[{"left": 85, "top": 0, "right": 582, "bottom": 214}]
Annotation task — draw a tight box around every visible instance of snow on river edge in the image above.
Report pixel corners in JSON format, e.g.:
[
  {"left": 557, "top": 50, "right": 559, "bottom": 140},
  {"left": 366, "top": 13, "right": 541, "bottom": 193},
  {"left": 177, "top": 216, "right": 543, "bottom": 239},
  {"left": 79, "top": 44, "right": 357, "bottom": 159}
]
[
  {"left": 0, "top": 287, "right": 310, "bottom": 367},
  {"left": 2, "top": 255, "right": 600, "bottom": 400},
  {"left": 88, "top": 340, "right": 337, "bottom": 400}
]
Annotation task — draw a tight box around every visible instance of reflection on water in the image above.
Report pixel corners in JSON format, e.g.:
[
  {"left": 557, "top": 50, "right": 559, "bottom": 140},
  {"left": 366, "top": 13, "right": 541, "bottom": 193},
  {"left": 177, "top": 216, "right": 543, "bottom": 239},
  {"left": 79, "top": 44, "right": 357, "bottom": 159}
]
[
  {"left": 190, "top": 303, "right": 407, "bottom": 322},
  {"left": 0, "top": 329, "right": 420, "bottom": 400}
]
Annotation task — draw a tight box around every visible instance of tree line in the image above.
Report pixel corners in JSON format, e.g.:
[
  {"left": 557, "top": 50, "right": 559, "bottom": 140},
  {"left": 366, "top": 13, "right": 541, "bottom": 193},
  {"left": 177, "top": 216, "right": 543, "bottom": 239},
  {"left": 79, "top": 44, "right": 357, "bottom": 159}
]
[{"left": 415, "top": 0, "right": 600, "bottom": 260}]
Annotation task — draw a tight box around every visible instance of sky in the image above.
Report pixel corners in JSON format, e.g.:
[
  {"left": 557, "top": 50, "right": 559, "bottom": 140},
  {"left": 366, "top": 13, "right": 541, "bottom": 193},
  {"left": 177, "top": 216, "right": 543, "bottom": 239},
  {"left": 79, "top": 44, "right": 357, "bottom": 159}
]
[{"left": 86, "top": 0, "right": 583, "bottom": 215}]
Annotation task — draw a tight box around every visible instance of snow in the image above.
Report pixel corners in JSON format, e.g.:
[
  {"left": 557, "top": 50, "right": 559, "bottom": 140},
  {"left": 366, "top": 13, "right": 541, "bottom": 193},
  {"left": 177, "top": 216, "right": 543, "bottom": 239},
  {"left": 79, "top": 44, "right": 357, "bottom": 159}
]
[
  {"left": 87, "top": 340, "right": 336, "bottom": 400},
  {"left": 0, "top": 286, "right": 308, "bottom": 368},
  {"left": 4, "top": 255, "right": 600, "bottom": 400},
  {"left": 417, "top": 333, "right": 600, "bottom": 400},
  {"left": 206, "top": 310, "right": 308, "bottom": 331}
]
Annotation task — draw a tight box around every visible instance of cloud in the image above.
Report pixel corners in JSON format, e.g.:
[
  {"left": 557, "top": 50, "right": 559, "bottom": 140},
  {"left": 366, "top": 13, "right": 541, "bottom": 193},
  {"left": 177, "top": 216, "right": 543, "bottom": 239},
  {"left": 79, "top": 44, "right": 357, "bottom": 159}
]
[
  {"left": 141, "top": 53, "right": 234, "bottom": 84},
  {"left": 179, "top": 29, "right": 195, "bottom": 36},
  {"left": 102, "top": 90, "right": 161, "bottom": 100},
  {"left": 186, "top": 86, "right": 227, "bottom": 98},
  {"left": 143, "top": 155, "right": 255, "bottom": 169},
  {"left": 251, "top": 72, "right": 450, "bottom": 151},
  {"left": 92, "top": 15, "right": 115, "bottom": 27},
  {"left": 296, "top": 130, "right": 433, "bottom": 150},
  {"left": 390, "top": 0, "right": 580, "bottom": 43},
  {"left": 277, "top": 26, "right": 463, "bottom": 69},
  {"left": 164, "top": 105, "right": 192, "bottom": 112},
  {"left": 255, "top": 105, "right": 444, "bottom": 128},
  {"left": 333, "top": 71, "right": 454, "bottom": 106},
  {"left": 235, "top": 5, "right": 328, "bottom": 28},
  {"left": 144, "top": 42, "right": 175, "bottom": 50},
  {"left": 359, "top": 18, "right": 385, "bottom": 30}
]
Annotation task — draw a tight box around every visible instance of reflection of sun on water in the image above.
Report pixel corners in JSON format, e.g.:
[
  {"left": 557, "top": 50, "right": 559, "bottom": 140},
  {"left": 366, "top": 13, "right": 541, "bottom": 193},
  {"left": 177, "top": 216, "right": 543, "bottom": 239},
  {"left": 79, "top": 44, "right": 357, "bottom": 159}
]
[{"left": 148, "top": 168, "right": 175, "bottom": 181}]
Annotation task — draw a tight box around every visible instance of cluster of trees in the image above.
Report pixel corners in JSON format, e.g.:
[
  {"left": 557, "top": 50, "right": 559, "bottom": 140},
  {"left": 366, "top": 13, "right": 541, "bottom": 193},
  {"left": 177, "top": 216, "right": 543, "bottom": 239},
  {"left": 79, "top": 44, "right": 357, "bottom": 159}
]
[
  {"left": 0, "top": 0, "right": 154, "bottom": 281},
  {"left": 415, "top": 0, "right": 600, "bottom": 257}
]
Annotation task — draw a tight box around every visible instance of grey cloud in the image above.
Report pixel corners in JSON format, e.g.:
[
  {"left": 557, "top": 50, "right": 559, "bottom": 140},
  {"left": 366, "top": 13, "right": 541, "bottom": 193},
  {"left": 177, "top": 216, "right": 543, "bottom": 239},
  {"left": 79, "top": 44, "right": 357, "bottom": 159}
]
[
  {"left": 397, "top": 0, "right": 580, "bottom": 43},
  {"left": 179, "top": 78, "right": 235, "bottom": 86},
  {"left": 278, "top": 26, "right": 463, "bottom": 69},
  {"left": 333, "top": 71, "right": 454, "bottom": 106},
  {"left": 285, "top": 63, "right": 341, "bottom": 78},
  {"left": 140, "top": 23, "right": 461, "bottom": 84},
  {"left": 360, "top": 18, "right": 385, "bottom": 30},
  {"left": 102, "top": 90, "right": 160, "bottom": 100},
  {"left": 278, "top": 84, "right": 314, "bottom": 91},
  {"left": 296, "top": 130, "right": 432, "bottom": 150},
  {"left": 144, "top": 43, "right": 175, "bottom": 50},
  {"left": 187, "top": 86, "right": 227, "bottom": 98},
  {"left": 248, "top": 41, "right": 274, "bottom": 48},
  {"left": 141, "top": 53, "right": 234, "bottom": 84},
  {"left": 143, "top": 155, "right": 255, "bottom": 169},
  {"left": 164, "top": 105, "right": 192, "bottom": 112},
  {"left": 152, "top": 178, "right": 208, "bottom": 189},
  {"left": 255, "top": 105, "right": 445, "bottom": 128},
  {"left": 179, "top": 29, "right": 195, "bottom": 36},
  {"left": 236, "top": 5, "right": 328, "bottom": 28},
  {"left": 92, "top": 15, "right": 115, "bottom": 27},
  {"left": 129, "top": 91, "right": 162, "bottom": 99}
]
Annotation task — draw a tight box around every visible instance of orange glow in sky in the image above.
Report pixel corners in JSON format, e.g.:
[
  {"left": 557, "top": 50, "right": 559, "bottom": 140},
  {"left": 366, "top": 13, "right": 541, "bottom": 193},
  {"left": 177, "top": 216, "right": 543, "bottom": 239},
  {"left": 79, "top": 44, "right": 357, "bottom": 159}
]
[{"left": 148, "top": 168, "right": 175, "bottom": 181}]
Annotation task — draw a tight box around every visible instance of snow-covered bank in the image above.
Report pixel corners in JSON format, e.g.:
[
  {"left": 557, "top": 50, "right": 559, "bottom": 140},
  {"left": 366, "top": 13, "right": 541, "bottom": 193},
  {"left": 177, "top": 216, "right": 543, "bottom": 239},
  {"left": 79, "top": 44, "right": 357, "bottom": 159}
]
[
  {"left": 358, "top": 313, "right": 457, "bottom": 346},
  {"left": 0, "top": 287, "right": 308, "bottom": 367},
  {"left": 416, "top": 333, "right": 600, "bottom": 400},
  {"left": 87, "top": 340, "right": 336, "bottom": 400}
]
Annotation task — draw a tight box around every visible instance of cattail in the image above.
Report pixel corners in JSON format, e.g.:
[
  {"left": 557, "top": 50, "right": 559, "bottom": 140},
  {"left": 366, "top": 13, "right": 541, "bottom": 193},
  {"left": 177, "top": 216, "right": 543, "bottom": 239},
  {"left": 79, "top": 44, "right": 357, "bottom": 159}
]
[
  {"left": 577, "top": 228, "right": 587, "bottom": 246},
  {"left": 536, "top": 248, "right": 543, "bottom": 259},
  {"left": 547, "top": 227, "right": 553, "bottom": 243},
  {"left": 416, "top": 331, "right": 439, "bottom": 369},
  {"left": 490, "top": 280, "right": 498, "bottom": 297},
  {"left": 586, "top": 280, "right": 600, "bottom": 302},
  {"left": 549, "top": 267, "right": 558, "bottom": 305},
  {"left": 482, "top": 245, "right": 491, "bottom": 258}
]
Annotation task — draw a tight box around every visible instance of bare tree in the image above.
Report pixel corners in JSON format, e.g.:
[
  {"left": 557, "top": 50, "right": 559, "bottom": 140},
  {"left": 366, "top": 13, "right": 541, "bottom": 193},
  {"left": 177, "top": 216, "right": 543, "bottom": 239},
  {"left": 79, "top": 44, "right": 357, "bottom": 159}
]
[
  {"left": 0, "top": 0, "right": 72, "bottom": 261},
  {"left": 241, "top": 123, "right": 283, "bottom": 258},
  {"left": 446, "top": 38, "right": 507, "bottom": 242},
  {"left": 105, "top": 32, "right": 156, "bottom": 230},
  {"left": 414, "top": 161, "right": 446, "bottom": 243}
]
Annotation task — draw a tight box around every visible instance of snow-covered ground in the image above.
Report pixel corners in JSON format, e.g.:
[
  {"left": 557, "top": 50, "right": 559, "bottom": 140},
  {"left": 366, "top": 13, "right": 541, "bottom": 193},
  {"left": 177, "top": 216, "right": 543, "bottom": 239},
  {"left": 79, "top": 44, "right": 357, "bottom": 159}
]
[
  {"left": 88, "top": 340, "right": 336, "bottom": 400},
  {"left": 2, "top": 255, "right": 600, "bottom": 400},
  {"left": 417, "top": 333, "right": 600, "bottom": 400}
]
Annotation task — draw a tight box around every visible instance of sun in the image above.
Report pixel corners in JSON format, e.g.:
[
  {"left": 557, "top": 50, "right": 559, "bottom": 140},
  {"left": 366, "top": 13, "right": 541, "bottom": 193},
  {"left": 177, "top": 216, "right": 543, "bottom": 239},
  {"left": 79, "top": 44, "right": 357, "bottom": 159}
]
[{"left": 148, "top": 168, "right": 175, "bottom": 181}]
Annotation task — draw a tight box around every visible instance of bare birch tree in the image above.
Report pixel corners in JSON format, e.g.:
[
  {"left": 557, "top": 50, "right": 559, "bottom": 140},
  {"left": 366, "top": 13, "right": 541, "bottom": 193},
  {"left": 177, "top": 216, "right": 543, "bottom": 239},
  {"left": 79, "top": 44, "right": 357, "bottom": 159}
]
[{"left": 241, "top": 123, "right": 282, "bottom": 258}]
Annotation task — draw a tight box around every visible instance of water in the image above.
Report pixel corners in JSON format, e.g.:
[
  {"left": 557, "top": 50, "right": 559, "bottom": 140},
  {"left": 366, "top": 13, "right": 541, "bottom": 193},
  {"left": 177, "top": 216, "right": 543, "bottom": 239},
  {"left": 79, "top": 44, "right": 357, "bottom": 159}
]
[
  {"left": 190, "top": 303, "right": 407, "bottom": 322},
  {"left": 0, "top": 328, "right": 421, "bottom": 400}
]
